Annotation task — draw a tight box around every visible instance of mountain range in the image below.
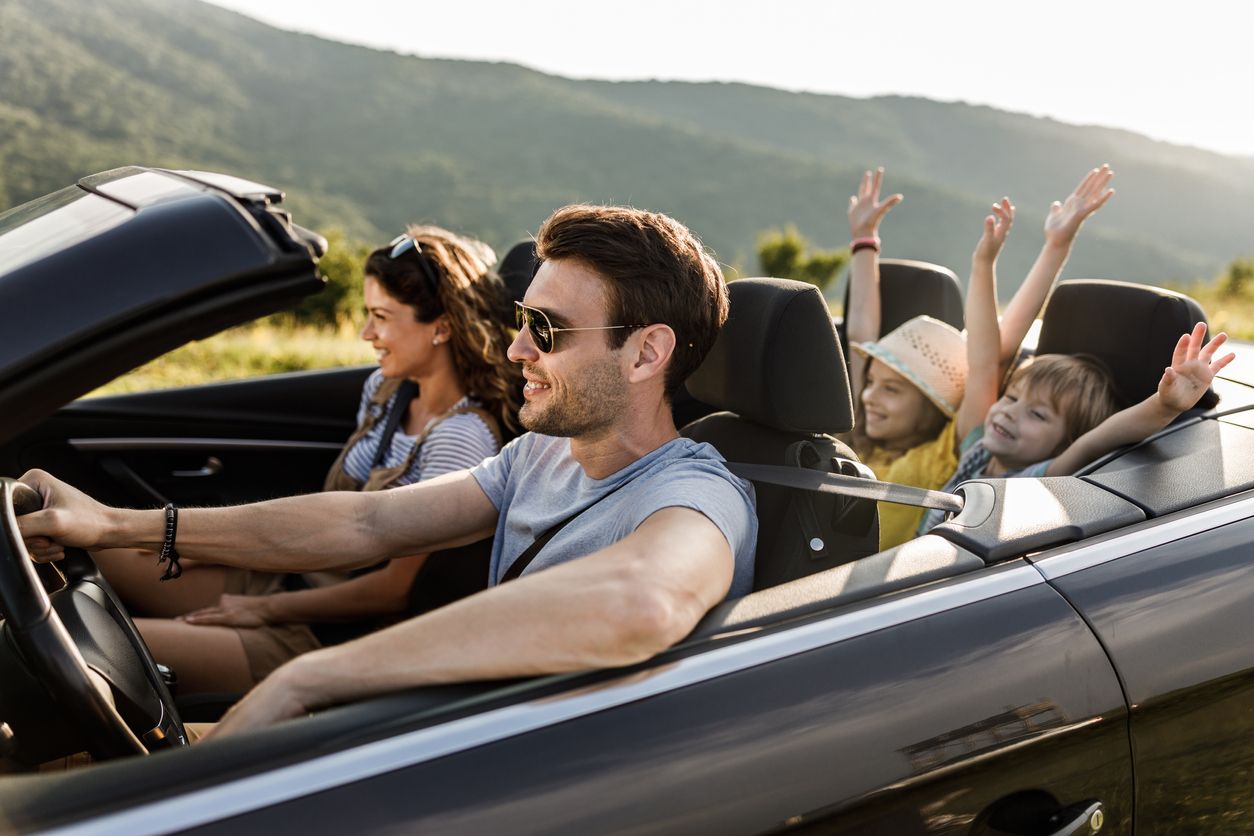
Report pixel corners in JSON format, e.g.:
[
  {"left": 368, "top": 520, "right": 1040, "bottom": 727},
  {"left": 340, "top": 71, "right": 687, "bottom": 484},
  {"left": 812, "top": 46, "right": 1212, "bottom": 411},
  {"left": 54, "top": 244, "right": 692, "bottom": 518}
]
[{"left": 3, "top": 0, "right": 1252, "bottom": 296}]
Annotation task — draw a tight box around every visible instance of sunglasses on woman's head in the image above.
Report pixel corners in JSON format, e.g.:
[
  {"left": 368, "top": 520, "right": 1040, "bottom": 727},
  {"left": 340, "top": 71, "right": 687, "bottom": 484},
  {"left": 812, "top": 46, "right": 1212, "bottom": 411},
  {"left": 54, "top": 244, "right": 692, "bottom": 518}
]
[
  {"left": 388, "top": 234, "right": 440, "bottom": 293},
  {"left": 514, "top": 301, "right": 644, "bottom": 354}
]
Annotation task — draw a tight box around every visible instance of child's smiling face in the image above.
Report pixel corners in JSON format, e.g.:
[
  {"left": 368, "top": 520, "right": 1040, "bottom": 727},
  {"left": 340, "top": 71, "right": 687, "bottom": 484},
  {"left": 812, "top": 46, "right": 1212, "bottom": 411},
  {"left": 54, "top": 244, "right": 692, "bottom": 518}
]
[
  {"left": 861, "top": 359, "right": 939, "bottom": 448},
  {"left": 982, "top": 380, "right": 1070, "bottom": 471}
]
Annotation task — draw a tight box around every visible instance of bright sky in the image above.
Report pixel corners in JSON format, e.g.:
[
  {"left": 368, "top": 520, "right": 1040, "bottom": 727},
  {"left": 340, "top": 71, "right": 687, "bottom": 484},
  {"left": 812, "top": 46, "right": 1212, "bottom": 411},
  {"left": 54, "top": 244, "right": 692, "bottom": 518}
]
[{"left": 203, "top": 0, "right": 1254, "bottom": 158}]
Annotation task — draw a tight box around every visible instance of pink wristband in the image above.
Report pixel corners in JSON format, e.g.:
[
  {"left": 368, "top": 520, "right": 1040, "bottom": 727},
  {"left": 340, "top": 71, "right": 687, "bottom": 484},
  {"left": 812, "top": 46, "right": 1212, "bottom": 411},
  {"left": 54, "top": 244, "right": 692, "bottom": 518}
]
[{"left": 851, "top": 235, "right": 881, "bottom": 254}]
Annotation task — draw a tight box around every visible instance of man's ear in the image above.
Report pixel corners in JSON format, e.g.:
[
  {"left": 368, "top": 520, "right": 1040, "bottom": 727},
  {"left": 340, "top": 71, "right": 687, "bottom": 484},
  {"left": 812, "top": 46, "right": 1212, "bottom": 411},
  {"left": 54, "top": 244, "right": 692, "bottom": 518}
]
[{"left": 625, "top": 324, "right": 676, "bottom": 384}]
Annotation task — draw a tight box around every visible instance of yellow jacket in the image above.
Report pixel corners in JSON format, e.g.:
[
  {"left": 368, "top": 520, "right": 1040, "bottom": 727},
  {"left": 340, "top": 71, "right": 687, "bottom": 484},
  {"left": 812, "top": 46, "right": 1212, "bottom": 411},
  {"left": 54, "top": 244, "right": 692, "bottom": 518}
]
[{"left": 861, "top": 420, "right": 958, "bottom": 551}]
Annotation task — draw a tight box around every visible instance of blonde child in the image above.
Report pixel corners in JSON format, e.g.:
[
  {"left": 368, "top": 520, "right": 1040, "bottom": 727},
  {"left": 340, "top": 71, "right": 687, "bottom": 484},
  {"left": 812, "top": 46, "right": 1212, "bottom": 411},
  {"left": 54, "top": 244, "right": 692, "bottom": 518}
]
[
  {"left": 918, "top": 197, "right": 1234, "bottom": 532},
  {"left": 845, "top": 166, "right": 1117, "bottom": 548}
]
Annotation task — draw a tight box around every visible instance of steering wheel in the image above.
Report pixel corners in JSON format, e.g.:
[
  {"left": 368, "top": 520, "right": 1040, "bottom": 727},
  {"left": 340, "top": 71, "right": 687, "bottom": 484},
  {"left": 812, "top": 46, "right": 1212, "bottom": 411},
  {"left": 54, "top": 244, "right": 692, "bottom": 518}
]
[{"left": 0, "top": 478, "right": 186, "bottom": 762}]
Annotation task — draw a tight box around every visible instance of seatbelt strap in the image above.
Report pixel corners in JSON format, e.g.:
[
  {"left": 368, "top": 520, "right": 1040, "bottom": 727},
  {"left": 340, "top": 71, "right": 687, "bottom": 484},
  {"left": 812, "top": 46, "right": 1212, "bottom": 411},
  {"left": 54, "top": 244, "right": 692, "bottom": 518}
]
[
  {"left": 724, "top": 462, "right": 964, "bottom": 513},
  {"left": 370, "top": 379, "right": 419, "bottom": 469},
  {"left": 499, "top": 515, "right": 574, "bottom": 584},
  {"left": 500, "top": 477, "right": 634, "bottom": 584}
]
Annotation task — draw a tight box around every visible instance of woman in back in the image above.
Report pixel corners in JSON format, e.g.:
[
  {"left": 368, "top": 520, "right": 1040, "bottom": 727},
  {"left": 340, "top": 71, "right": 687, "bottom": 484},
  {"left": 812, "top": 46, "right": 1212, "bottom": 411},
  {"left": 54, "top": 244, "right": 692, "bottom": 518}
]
[{"left": 96, "top": 225, "right": 521, "bottom": 693}]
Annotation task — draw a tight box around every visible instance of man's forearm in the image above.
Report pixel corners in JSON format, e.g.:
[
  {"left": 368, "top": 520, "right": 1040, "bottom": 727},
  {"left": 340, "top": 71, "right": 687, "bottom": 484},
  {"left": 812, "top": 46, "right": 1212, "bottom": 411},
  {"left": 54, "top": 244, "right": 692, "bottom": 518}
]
[
  {"left": 96, "top": 471, "right": 496, "bottom": 574},
  {"left": 203, "top": 507, "right": 734, "bottom": 739},
  {"left": 206, "top": 560, "right": 667, "bottom": 738},
  {"left": 283, "top": 553, "right": 679, "bottom": 708},
  {"left": 101, "top": 491, "right": 388, "bottom": 573}
]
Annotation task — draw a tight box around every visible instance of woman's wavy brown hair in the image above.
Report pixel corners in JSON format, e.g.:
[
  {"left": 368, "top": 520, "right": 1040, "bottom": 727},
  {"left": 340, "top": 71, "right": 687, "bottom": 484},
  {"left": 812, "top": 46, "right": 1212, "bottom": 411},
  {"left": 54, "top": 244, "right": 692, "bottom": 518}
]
[{"left": 365, "top": 225, "right": 522, "bottom": 435}]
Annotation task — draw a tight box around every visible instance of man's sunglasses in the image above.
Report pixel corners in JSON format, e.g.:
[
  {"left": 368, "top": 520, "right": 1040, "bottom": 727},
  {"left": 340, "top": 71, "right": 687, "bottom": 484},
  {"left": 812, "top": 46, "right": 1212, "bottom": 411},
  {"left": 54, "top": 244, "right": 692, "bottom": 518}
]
[
  {"left": 514, "top": 301, "right": 643, "bottom": 354},
  {"left": 388, "top": 234, "right": 440, "bottom": 293}
]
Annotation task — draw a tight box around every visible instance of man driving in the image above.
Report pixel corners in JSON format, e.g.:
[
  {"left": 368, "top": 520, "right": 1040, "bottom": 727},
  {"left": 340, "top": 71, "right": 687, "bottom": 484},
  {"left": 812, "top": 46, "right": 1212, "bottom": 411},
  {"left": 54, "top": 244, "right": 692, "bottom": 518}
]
[{"left": 17, "top": 204, "right": 757, "bottom": 738}]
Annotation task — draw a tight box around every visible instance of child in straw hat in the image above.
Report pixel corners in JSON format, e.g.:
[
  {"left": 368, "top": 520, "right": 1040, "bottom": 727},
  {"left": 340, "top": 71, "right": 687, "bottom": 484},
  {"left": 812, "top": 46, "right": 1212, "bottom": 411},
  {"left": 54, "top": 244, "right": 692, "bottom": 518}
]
[
  {"left": 845, "top": 166, "right": 1119, "bottom": 548},
  {"left": 849, "top": 317, "right": 966, "bottom": 549},
  {"left": 918, "top": 192, "right": 1233, "bottom": 532}
]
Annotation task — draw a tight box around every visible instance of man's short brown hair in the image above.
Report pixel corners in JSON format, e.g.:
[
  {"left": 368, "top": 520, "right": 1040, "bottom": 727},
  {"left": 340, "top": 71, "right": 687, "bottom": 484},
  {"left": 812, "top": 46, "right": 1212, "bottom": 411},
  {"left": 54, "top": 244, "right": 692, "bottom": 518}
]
[{"left": 536, "top": 204, "right": 728, "bottom": 396}]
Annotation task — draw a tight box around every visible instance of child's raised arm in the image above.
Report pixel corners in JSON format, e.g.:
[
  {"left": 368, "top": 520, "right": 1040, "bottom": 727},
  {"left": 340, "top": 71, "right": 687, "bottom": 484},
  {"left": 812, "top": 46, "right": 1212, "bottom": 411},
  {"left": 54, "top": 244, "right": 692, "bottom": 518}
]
[
  {"left": 998, "top": 165, "right": 1116, "bottom": 373},
  {"left": 955, "top": 198, "right": 1014, "bottom": 443},
  {"left": 845, "top": 167, "right": 903, "bottom": 399},
  {"left": 1046, "top": 323, "right": 1234, "bottom": 476}
]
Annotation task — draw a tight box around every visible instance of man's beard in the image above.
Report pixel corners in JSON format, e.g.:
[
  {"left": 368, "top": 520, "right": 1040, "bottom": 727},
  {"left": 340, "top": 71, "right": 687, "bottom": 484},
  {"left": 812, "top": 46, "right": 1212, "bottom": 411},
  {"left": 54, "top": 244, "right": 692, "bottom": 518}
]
[{"left": 520, "top": 356, "right": 628, "bottom": 437}]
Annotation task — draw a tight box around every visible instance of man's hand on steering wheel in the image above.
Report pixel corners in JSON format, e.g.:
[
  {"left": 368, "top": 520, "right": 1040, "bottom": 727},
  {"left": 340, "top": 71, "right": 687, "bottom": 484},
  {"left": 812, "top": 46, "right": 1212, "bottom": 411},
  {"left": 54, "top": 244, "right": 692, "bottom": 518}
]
[
  {"left": 1, "top": 478, "right": 188, "bottom": 758},
  {"left": 16, "top": 469, "right": 118, "bottom": 561}
]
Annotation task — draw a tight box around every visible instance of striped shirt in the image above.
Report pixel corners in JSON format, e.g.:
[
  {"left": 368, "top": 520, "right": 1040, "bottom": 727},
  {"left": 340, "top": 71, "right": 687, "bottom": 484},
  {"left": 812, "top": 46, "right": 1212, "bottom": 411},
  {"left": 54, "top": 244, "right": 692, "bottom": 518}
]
[{"left": 341, "top": 369, "right": 500, "bottom": 487}]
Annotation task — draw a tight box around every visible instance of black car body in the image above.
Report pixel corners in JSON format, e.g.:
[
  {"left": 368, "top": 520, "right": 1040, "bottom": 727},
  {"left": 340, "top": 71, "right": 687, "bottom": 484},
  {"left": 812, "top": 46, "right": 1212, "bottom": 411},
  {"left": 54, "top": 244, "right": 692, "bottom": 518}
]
[{"left": 1, "top": 168, "right": 1253, "bottom": 835}]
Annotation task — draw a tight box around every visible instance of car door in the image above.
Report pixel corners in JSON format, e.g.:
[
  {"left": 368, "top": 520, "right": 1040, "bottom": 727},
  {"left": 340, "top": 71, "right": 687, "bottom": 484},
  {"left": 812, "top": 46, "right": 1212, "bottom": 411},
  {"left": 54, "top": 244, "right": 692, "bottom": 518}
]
[
  {"left": 1030, "top": 410, "right": 1254, "bottom": 834},
  {"left": 1036, "top": 489, "right": 1254, "bottom": 834},
  {"left": 0, "top": 535, "right": 1132, "bottom": 835},
  {"left": 0, "top": 365, "right": 373, "bottom": 508},
  {"left": 56, "top": 556, "right": 1129, "bottom": 835}
]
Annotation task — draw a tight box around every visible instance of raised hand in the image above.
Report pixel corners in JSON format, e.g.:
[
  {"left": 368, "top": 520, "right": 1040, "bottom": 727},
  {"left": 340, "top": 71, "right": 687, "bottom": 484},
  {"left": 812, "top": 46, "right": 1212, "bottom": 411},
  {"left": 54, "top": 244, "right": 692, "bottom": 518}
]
[
  {"left": 1043, "top": 164, "right": 1116, "bottom": 246},
  {"left": 847, "top": 167, "right": 904, "bottom": 238},
  {"left": 180, "top": 593, "right": 273, "bottom": 628},
  {"left": 974, "top": 197, "right": 1014, "bottom": 264},
  {"left": 1158, "top": 323, "right": 1235, "bottom": 413}
]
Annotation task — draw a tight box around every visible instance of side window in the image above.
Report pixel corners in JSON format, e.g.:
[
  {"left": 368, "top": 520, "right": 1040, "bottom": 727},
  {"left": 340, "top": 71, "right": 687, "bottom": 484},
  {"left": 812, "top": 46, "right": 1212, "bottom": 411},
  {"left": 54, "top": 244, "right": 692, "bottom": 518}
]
[{"left": 87, "top": 321, "right": 375, "bottom": 396}]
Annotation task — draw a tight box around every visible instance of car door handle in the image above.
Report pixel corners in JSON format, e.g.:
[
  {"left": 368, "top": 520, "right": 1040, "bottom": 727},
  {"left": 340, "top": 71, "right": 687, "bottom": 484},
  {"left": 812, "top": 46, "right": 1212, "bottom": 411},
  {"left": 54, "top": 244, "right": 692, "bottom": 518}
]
[
  {"left": 171, "top": 457, "right": 223, "bottom": 478},
  {"left": 1047, "top": 801, "right": 1105, "bottom": 836}
]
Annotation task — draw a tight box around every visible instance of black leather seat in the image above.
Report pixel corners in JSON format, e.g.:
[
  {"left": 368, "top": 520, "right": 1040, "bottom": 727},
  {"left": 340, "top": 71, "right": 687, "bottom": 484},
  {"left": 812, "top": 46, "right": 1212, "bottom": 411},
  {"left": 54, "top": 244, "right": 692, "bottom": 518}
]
[
  {"left": 684, "top": 278, "right": 879, "bottom": 591},
  {"left": 1036, "top": 279, "right": 1213, "bottom": 410},
  {"left": 837, "top": 258, "right": 964, "bottom": 358}
]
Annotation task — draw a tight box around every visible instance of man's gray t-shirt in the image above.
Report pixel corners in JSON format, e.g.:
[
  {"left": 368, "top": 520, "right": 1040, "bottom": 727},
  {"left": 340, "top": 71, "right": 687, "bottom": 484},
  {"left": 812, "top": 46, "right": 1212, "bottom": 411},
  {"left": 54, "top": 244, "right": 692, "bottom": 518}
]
[{"left": 470, "top": 433, "right": 757, "bottom": 599}]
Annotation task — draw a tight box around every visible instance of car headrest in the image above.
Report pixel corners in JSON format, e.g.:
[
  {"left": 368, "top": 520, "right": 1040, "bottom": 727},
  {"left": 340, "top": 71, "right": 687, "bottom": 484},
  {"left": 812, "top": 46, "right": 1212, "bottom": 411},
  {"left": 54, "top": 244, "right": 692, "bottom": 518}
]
[
  {"left": 1036, "top": 279, "right": 1209, "bottom": 409},
  {"left": 498, "top": 240, "right": 538, "bottom": 305},
  {"left": 837, "top": 258, "right": 963, "bottom": 354},
  {"left": 686, "top": 277, "right": 853, "bottom": 434}
]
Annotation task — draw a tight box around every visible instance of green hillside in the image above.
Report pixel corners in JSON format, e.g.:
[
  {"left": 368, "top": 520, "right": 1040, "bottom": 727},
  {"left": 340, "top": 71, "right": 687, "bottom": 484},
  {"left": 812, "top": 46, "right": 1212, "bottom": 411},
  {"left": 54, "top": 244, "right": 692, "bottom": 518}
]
[{"left": 2, "top": 0, "right": 1250, "bottom": 296}]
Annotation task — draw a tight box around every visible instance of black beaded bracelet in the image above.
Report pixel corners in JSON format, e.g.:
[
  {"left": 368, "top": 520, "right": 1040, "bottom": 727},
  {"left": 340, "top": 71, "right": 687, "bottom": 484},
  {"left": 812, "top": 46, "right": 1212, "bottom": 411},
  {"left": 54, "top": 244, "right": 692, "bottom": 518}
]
[{"left": 157, "top": 502, "right": 183, "bottom": 581}]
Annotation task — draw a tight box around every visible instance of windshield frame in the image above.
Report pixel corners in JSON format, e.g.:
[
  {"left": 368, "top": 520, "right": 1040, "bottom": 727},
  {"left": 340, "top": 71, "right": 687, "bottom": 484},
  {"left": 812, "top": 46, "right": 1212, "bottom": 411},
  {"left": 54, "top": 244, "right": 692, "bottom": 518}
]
[{"left": 0, "top": 186, "right": 133, "bottom": 277}]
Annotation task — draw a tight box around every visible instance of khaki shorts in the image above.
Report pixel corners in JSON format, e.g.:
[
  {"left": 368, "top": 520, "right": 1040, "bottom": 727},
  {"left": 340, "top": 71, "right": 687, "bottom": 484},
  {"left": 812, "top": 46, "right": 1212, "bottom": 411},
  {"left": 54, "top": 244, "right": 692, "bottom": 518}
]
[{"left": 223, "top": 569, "right": 327, "bottom": 685}]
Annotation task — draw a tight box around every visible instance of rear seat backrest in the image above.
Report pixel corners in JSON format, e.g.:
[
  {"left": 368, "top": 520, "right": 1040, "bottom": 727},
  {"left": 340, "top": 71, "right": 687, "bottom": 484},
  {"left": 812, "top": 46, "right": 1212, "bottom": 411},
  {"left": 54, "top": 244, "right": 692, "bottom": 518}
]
[
  {"left": 683, "top": 278, "right": 879, "bottom": 591},
  {"left": 498, "top": 240, "right": 538, "bottom": 305},
  {"left": 1036, "top": 279, "right": 1211, "bottom": 410},
  {"left": 837, "top": 258, "right": 964, "bottom": 359}
]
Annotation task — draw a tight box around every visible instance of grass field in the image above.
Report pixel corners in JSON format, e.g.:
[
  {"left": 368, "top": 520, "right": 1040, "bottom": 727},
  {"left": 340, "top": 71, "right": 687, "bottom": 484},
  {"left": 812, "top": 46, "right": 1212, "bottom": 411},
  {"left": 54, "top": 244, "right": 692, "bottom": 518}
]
[
  {"left": 89, "top": 321, "right": 375, "bottom": 396},
  {"left": 1175, "top": 285, "right": 1254, "bottom": 341}
]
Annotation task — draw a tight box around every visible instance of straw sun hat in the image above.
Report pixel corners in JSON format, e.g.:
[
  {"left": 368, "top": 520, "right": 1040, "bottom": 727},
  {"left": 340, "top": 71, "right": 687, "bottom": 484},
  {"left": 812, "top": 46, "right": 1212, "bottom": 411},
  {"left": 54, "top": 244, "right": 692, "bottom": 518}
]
[{"left": 851, "top": 315, "right": 968, "bottom": 417}]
